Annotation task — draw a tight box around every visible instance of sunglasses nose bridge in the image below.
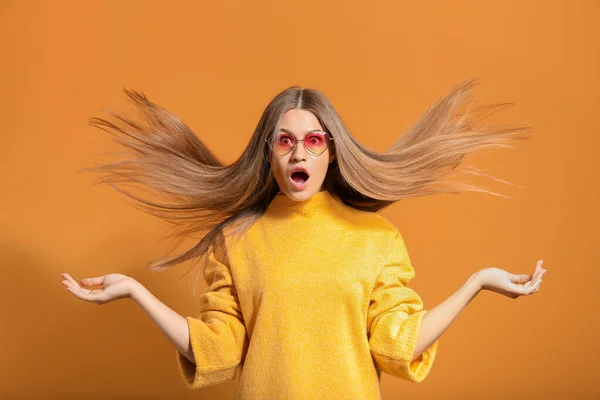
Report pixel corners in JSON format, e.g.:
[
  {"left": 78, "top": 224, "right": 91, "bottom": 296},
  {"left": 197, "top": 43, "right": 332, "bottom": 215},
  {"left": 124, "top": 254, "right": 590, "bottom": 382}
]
[{"left": 290, "top": 138, "right": 308, "bottom": 157}]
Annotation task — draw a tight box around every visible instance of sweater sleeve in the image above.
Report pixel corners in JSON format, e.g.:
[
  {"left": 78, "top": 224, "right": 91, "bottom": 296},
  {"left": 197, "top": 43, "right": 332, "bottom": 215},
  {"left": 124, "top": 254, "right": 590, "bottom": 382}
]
[
  {"left": 367, "top": 231, "right": 438, "bottom": 383},
  {"left": 176, "top": 243, "right": 248, "bottom": 389}
]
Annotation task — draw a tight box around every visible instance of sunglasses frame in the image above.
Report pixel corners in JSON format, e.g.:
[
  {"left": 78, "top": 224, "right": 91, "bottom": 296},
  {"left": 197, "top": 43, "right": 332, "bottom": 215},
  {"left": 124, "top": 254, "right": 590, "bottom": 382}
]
[{"left": 265, "top": 131, "right": 334, "bottom": 156}]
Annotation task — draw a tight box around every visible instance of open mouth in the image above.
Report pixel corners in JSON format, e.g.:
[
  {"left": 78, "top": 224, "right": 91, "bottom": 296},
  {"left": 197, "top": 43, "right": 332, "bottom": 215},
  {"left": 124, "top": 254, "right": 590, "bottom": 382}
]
[{"left": 290, "top": 170, "right": 310, "bottom": 185}]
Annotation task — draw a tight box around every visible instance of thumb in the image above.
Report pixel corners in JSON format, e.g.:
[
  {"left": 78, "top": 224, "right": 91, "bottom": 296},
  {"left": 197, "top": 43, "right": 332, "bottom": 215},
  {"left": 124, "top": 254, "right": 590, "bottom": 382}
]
[
  {"left": 509, "top": 273, "right": 531, "bottom": 284},
  {"left": 80, "top": 276, "right": 106, "bottom": 286}
]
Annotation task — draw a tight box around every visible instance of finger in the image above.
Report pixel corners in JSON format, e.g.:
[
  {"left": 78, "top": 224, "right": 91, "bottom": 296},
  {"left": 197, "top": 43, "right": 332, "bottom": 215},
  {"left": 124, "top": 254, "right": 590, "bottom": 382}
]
[
  {"left": 532, "top": 277, "right": 543, "bottom": 294},
  {"left": 64, "top": 283, "right": 87, "bottom": 299},
  {"left": 510, "top": 273, "right": 532, "bottom": 284},
  {"left": 80, "top": 276, "right": 106, "bottom": 287},
  {"left": 532, "top": 269, "right": 546, "bottom": 287},
  {"left": 527, "top": 272, "right": 539, "bottom": 287},
  {"left": 66, "top": 285, "right": 106, "bottom": 303},
  {"left": 62, "top": 275, "right": 97, "bottom": 295},
  {"left": 516, "top": 278, "right": 541, "bottom": 295},
  {"left": 62, "top": 279, "right": 74, "bottom": 290},
  {"left": 62, "top": 278, "right": 83, "bottom": 293},
  {"left": 534, "top": 260, "right": 545, "bottom": 280},
  {"left": 526, "top": 278, "right": 543, "bottom": 295},
  {"left": 531, "top": 260, "right": 545, "bottom": 282},
  {"left": 61, "top": 273, "right": 82, "bottom": 289},
  {"left": 63, "top": 280, "right": 90, "bottom": 296},
  {"left": 531, "top": 263, "right": 543, "bottom": 282},
  {"left": 66, "top": 286, "right": 94, "bottom": 302},
  {"left": 509, "top": 283, "right": 530, "bottom": 296}
]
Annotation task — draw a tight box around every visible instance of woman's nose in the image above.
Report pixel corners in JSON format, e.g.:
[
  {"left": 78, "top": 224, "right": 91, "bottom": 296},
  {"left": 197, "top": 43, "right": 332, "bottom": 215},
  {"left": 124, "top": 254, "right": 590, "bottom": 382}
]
[{"left": 290, "top": 141, "right": 307, "bottom": 161}]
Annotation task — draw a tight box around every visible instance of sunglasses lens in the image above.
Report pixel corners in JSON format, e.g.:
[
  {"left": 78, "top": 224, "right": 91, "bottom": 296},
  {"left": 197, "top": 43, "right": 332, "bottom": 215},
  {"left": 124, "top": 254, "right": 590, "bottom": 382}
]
[
  {"left": 304, "top": 132, "right": 329, "bottom": 154},
  {"left": 272, "top": 133, "right": 294, "bottom": 155},
  {"left": 270, "top": 132, "right": 330, "bottom": 155}
]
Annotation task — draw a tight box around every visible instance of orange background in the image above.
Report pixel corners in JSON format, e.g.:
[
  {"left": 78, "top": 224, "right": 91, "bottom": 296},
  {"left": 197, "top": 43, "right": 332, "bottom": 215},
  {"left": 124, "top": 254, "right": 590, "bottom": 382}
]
[{"left": 1, "top": 1, "right": 598, "bottom": 399}]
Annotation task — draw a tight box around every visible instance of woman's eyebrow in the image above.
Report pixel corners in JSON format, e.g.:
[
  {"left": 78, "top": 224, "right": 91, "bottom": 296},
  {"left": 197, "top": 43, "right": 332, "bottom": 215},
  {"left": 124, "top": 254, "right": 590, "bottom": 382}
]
[{"left": 279, "top": 128, "right": 324, "bottom": 136}]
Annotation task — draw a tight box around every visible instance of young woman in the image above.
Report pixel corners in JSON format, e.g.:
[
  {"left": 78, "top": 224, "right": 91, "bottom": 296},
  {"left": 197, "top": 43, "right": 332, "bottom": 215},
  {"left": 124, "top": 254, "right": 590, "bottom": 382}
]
[{"left": 61, "top": 79, "right": 546, "bottom": 399}]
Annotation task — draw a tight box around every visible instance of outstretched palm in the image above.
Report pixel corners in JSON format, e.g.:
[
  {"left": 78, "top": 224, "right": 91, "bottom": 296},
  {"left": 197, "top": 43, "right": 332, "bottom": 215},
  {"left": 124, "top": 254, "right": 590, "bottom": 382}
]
[
  {"left": 61, "top": 273, "right": 135, "bottom": 304},
  {"left": 478, "top": 260, "right": 546, "bottom": 299}
]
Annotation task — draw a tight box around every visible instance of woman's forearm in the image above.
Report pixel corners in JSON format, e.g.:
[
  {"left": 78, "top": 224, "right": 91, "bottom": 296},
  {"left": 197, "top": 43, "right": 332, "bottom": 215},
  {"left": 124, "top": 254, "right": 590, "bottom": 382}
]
[
  {"left": 412, "top": 273, "right": 482, "bottom": 361},
  {"left": 130, "top": 281, "right": 194, "bottom": 364}
]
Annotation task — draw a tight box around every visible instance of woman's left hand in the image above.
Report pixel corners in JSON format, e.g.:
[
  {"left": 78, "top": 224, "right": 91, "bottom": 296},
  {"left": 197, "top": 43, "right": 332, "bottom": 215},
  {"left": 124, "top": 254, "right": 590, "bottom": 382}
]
[{"left": 476, "top": 260, "right": 546, "bottom": 299}]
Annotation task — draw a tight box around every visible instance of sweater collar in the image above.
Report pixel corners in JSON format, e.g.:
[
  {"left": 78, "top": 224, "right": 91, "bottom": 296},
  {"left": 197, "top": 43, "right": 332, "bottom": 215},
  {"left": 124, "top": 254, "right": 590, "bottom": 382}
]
[{"left": 266, "top": 190, "right": 341, "bottom": 218}]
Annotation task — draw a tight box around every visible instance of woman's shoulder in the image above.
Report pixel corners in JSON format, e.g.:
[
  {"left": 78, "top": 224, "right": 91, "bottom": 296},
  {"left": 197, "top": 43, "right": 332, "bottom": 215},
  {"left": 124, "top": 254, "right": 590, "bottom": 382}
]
[
  {"left": 338, "top": 205, "right": 399, "bottom": 236},
  {"left": 368, "top": 212, "right": 398, "bottom": 232}
]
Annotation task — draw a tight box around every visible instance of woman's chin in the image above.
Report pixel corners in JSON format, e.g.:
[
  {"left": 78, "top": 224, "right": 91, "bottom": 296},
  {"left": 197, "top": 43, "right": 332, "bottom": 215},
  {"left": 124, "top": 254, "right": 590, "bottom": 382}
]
[{"left": 281, "top": 187, "right": 316, "bottom": 201}]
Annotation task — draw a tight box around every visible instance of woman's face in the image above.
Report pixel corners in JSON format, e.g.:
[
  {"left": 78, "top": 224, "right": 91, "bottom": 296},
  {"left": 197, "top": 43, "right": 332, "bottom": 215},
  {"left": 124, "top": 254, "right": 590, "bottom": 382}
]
[{"left": 269, "top": 108, "right": 335, "bottom": 202}]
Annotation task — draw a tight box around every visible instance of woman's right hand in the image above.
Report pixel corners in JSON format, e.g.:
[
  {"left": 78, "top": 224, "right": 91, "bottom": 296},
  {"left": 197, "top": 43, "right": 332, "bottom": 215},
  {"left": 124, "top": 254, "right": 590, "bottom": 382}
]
[{"left": 61, "top": 272, "right": 137, "bottom": 305}]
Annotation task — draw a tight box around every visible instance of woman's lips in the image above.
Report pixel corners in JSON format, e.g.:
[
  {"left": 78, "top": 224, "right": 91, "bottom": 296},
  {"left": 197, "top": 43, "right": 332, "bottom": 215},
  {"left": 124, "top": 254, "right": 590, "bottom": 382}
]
[{"left": 290, "top": 171, "right": 309, "bottom": 190}]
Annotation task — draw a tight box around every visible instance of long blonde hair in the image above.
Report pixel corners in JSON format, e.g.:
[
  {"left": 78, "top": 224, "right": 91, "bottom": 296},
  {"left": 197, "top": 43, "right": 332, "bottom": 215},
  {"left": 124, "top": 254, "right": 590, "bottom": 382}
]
[{"left": 82, "top": 78, "right": 529, "bottom": 285}]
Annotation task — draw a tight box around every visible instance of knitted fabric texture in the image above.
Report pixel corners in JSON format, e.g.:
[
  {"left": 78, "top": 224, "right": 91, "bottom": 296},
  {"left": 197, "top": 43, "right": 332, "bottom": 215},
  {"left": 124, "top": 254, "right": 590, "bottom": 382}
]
[{"left": 176, "top": 190, "right": 438, "bottom": 399}]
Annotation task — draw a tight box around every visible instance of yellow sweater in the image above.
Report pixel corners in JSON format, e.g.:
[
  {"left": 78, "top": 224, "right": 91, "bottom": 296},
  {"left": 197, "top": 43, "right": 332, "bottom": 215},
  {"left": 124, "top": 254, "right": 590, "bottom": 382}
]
[{"left": 176, "top": 190, "right": 438, "bottom": 399}]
